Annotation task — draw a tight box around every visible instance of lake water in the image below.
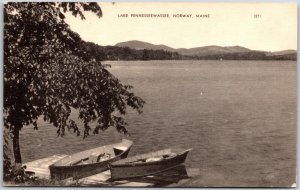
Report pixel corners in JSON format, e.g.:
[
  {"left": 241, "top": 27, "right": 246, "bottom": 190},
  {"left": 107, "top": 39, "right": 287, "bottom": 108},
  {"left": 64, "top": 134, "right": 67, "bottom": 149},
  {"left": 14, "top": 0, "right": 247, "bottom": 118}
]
[{"left": 20, "top": 60, "right": 296, "bottom": 187}]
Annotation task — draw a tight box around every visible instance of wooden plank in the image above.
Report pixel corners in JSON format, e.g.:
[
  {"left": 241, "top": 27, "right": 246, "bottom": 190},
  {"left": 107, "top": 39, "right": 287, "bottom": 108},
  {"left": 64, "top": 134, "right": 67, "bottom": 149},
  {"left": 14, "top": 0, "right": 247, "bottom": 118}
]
[
  {"left": 24, "top": 154, "right": 68, "bottom": 179},
  {"left": 23, "top": 154, "right": 154, "bottom": 187},
  {"left": 115, "top": 182, "right": 154, "bottom": 187}
]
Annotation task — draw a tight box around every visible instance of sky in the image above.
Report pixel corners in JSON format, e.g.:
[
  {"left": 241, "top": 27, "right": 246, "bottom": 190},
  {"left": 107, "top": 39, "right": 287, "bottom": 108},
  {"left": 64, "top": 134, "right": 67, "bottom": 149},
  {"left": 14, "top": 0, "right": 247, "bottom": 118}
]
[{"left": 64, "top": 3, "right": 297, "bottom": 52}]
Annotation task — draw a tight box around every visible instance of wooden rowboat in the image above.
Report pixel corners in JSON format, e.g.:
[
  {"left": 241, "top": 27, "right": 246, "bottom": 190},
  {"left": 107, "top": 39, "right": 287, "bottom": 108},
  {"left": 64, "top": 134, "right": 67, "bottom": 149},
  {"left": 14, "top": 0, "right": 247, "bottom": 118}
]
[
  {"left": 109, "top": 148, "right": 192, "bottom": 180},
  {"left": 49, "top": 139, "right": 133, "bottom": 180}
]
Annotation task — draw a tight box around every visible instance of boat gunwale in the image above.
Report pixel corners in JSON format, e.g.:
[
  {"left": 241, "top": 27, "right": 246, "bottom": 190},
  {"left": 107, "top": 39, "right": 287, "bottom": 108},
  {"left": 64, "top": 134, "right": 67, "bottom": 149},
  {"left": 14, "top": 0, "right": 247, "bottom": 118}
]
[
  {"left": 49, "top": 139, "right": 133, "bottom": 168},
  {"left": 110, "top": 148, "right": 192, "bottom": 167}
]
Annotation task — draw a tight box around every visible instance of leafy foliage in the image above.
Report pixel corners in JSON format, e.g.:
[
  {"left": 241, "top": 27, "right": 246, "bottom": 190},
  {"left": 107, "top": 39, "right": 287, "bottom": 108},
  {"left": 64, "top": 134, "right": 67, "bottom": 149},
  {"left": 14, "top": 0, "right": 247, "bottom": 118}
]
[
  {"left": 4, "top": 164, "right": 37, "bottom": 184},
  {"left": 4, "top": 2, "right": 145, "bottom": 166}
]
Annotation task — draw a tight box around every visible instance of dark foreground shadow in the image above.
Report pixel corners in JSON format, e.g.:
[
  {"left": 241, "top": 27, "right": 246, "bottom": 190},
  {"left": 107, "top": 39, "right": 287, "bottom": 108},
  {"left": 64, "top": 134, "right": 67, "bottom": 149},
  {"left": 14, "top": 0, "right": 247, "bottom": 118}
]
[{"left": 108, "top": 164, "right": 190, "bottom": 187}]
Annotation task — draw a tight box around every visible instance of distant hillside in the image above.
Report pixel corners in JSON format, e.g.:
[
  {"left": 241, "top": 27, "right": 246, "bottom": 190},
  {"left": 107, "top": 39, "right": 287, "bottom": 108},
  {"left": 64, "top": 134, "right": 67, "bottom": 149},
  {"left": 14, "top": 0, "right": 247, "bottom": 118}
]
[
  {"left": 116, "top": 40, "right": 176, "bottom": 52},
  {"left": 116, "top": 40, "right": 251, "bottom": 56},
  {"left": 177, "top": 45, "right": 251, "bottom": 56},
  {"left": 266, "top": 50, "right": 297, "bottom": 56},
  {"left": 115, "top": 40, "right": 296, "bottom": 60}
]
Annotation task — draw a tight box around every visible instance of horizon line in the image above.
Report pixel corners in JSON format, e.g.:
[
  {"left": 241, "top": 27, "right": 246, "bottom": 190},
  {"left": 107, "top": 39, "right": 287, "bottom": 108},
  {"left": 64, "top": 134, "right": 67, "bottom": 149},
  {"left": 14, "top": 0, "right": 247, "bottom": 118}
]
[{"left": 93, "top": 40, "right": 297, "bottom": 53}]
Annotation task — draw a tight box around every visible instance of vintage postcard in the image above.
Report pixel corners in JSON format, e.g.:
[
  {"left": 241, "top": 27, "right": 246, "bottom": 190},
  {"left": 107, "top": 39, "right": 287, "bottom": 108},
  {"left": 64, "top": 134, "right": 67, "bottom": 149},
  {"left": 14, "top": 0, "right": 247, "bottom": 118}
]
[{"left": 3, "top": 2, "right": 297, "bottom": 187}]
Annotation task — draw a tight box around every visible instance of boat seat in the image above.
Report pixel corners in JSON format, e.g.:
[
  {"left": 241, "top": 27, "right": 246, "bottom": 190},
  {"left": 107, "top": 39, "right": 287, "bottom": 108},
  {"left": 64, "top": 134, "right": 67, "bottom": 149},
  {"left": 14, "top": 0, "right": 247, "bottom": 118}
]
[
  {"left": 114, "top": 146, "right": 127, "bottom": 151},
  {"left": 113, "top": 146, "right": 127, "bottom": 156}
]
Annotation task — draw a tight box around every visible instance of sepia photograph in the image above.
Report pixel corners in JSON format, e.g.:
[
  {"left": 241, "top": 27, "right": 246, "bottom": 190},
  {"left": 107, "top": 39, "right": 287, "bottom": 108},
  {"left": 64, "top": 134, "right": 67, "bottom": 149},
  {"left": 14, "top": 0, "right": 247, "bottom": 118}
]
[{"left": 3, "top": 2, "right": 297, "bottom": 187}]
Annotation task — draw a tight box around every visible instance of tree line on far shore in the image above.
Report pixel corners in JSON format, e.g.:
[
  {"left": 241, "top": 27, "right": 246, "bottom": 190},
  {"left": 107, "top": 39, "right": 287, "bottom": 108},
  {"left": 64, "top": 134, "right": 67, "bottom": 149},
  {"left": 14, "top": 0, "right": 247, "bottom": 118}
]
[
  {"left": 81, "top": 42, "right": 183, "bottom": 61},
  {"left": 81, "top": 41, "right": 296, "bottom": 61},
  {"left": 190, "top": 51, "right": 297, "bottom": 61}
]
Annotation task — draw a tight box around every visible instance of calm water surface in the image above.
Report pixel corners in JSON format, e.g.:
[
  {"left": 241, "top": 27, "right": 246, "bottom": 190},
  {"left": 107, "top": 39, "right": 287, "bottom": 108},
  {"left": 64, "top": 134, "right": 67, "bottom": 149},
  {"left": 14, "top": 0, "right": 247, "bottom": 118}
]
[{"left": 20, "top": 60, "right": 296, "bottom": 187}]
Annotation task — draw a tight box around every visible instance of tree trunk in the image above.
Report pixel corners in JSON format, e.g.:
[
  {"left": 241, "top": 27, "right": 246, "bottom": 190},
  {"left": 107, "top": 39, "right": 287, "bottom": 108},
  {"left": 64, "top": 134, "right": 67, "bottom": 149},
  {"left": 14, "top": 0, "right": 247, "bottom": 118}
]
[{"left": 12, "top": 127, "right": 22, "bottom": 166}]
